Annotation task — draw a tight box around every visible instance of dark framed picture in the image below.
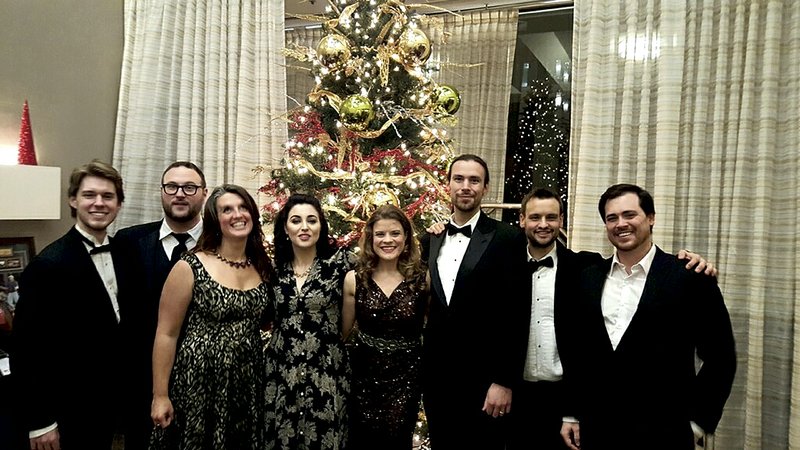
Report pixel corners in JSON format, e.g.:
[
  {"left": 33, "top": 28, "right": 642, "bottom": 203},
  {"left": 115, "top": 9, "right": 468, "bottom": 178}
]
[{"left": 0, "top": 237, "right": 35, "bottom": 288}]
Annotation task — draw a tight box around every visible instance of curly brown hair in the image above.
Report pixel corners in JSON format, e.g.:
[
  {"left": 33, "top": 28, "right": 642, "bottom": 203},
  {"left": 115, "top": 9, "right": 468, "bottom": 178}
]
[{"left": 355, "top": 205, "right": 424, "bottom": 287}]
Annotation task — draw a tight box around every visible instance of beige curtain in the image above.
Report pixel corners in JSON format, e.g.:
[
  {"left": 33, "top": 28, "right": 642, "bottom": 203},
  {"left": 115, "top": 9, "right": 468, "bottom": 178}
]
[
  {"left": 112, "top": 0, "right": 287, "bottom": 227},
  {"left": 428, "top": 9, "right": 518, "bottom": 207},
  {"left": 285, "top": 26, "right": 324, "bottom": 111},
  {"left": 569, "top": 0, "right": 800, "bottom": 448}
]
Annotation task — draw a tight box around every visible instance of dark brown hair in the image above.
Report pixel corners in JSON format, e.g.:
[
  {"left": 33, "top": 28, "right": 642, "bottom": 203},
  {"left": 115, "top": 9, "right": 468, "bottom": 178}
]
[
  {"left": 195, "top": 184, "right": 272, "bottom": 282},
  {"left": 161, "top": 161, "right": 206, "bottom": 187},
  {"left": 272, "top": 193, "right": 335, "bottom": 265}
]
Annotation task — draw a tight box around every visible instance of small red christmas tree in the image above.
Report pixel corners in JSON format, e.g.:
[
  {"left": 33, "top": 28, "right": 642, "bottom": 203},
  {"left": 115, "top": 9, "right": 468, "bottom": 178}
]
[{"left": 18, "top": 100, "right": 38, "bottom": 165}]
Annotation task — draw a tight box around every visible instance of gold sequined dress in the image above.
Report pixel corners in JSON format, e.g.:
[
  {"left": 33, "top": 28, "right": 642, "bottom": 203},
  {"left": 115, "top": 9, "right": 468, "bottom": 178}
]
[{"left": 349, "top": 273, "right": 428, "bottom": 450}]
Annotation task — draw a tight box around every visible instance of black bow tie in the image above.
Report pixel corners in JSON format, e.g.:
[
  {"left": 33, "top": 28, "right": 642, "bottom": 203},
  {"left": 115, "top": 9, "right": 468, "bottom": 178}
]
[
  {"left": 528, "top": 256, "right": 554, "bottom": 272},
  {"left": 446, "top": 223, "right": 472, "bottom": 238},
  {"left": 80, "top": 235, "right": 112, "bottom": 255}
]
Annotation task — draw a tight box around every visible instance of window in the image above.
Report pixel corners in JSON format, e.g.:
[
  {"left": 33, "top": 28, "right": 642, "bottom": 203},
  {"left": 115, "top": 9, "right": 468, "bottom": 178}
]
[{"left": 503, "top": 7, "right": 573, "bottom": 226}]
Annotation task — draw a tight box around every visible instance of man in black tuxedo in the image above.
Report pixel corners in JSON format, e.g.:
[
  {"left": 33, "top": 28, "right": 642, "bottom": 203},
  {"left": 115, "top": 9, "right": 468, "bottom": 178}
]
[
  {"left": 559, "top": 184, "right": 736, "bottom": 450},
  {"left": 508, "top": 188, "right": 714, "bottom": 450},
  {"left": 420, "top": 154, "right": 523, "bottom": 450},
  {"left": 114, "top": 161, "right": 207, "bottom": 450},
  {"left": 507, "top": 188, "right": 604, "bottom": 450},
  {"left": 12, "top": 160, "right": 131, "bottom": 449}
]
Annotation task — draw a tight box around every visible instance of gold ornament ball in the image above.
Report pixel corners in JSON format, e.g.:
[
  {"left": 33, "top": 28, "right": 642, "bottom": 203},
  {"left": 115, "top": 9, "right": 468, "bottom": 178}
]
[
  {"left": 317, "top": 34, "right": 351, "bottom": 68},
  {"left": 340, "top": 95, "right": 375, "bottom": 131},
  {"left": 398, "top": 28, "right": 431, "bottom": 65},
  {"left": 435, "top": 85, "right": 461, "bottom": 114}
]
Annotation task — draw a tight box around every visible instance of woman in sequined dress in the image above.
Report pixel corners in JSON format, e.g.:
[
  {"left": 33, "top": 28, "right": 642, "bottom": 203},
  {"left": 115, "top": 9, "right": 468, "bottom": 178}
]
[
  {"left": 265, "top": 193, "right": 352, "bottom": 450},
  {"left": 342, "top": 205, "right": 430, "bottom": 450}
]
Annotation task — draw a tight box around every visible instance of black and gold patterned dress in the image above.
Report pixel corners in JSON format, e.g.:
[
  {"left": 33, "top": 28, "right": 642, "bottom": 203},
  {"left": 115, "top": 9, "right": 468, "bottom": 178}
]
[
  {"left": 150, "top": 252, "right": 270, "bottom": 450},
  {"left": 349, "top": 273, "right": 428, "bottom": 450},
  {"left": 265, "top": 249, "right": 352, "bottom": 450}
]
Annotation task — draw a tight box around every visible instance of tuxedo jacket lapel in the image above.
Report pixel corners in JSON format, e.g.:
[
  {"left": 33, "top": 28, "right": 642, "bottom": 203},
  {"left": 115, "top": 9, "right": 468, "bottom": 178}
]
[
  {"left": 428, "top": 231, "right": 448, "bottom": 307},
  {"left": 457, "top": 226, "right": 493, "bottom": 281},
  {"left": 615, "top": 247, "right": 673, "bottom": 352},
  {"left": 144, "top": 229, "right": 171, "bottom": 282},
  {"left": 585, "top": 259, "right": 615, "bottom": 353},
  {"left": 66, "top": 228, "right": 119, "bottom": 324},
  {"left": 449, "top": 214, "right": 494, "bottom": 307}
]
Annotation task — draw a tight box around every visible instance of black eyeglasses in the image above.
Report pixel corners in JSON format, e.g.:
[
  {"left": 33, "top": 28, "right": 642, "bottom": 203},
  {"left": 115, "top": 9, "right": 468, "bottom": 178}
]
[{"left": 161, "top": 183, "right": 203, "bottom": 196}]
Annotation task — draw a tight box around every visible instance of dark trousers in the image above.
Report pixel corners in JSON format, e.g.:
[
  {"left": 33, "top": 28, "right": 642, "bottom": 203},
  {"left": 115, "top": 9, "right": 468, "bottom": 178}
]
[
  {"left": 0, "top": 375, "right": 28, "bottom": 450},
  {"left": 123, "top": 401, "right": 152, "bottom": 450},
  {"left": 508, "top": 380, "right": 569, "bottom": 450},
  {"left": 423, "top": 384, "right": 506, "bottom": 450}
]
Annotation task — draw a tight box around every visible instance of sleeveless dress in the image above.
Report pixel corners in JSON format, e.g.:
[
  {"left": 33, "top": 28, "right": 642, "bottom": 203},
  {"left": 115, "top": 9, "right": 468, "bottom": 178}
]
[
  {"left": 349, "top": 273, "right": 428, "bottom": 450},
  {"left": 265, "top": 249, "right": 353, "bottom": 450},
  {"left": 150, "top": 252, "right": 270, "bottom": 450}
]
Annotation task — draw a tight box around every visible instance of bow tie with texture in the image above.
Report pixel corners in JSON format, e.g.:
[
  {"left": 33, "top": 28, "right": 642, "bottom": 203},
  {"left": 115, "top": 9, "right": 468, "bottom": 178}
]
[
  {"left": 528, "top": 256, "right": 554, "bottom": 272},
  {"left": 446, "top": 223, "right": 472, "bottom": 237}
]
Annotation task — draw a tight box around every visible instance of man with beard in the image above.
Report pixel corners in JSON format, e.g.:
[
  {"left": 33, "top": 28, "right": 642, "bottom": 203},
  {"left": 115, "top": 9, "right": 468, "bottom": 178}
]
[
  {"left": 509, "top": 188, "right": 716, "bottom": 449},
  {"left": 507, "top": 188, "right": 604, "bottom": 449},
  {"left": 419, "top": 154, "right": 523, "bottom": 450},
  {"left": 115, "top": 161, "right": 207, "bottom": 450}
]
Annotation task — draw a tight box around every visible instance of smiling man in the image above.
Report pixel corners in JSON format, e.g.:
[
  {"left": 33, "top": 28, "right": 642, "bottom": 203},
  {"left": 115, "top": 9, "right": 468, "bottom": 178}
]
[
  {"left": 558, "top": 184, "right": 736, "bottom": 450},
  {"left": 114, "top": 161, "right": 207, "bottom": 450},
  {"left": 508, "top": 188, "right": 604, "bottom": 450},
  {"left": 12, "top": 160, "right": 132, "bottom": 450}
]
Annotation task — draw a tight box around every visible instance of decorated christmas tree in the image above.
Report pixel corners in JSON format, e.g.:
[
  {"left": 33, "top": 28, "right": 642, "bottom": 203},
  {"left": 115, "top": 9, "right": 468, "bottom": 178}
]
[
  {"left": 260, "top": 0, "right": 462, "bottom": 247},
  {"left": 505, "top": 79, "right": 569, "bottom": 217}
]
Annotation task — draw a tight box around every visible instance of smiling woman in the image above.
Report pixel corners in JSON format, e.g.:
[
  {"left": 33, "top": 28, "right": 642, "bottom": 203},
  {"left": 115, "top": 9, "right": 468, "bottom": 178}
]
[
  {"left": 149, "top": 184, "right": 273, "bottom": 449},
  {"left": 265, "top": 193, "right": 353, "bottom": 450},
  {"left": 341, "top": 205, "right": 429, "bottom": 450}
]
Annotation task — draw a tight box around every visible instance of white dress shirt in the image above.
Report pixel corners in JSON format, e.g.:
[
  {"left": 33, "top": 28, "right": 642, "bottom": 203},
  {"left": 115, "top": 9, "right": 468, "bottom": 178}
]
[
  {"left": 75, "top": 225, "right": 120, "bottom": 322},
  {"left": 436, "top": 211, "right": 481, "bottom": 305},
  {"left": 158, "top": 219, "right": 203, "bottom": 258},
  {"left": 601, "top": 243, "right": 656, "bottom": 350},
  {"left": 523, "top": 246, "right": 562, "bottom": 382}
]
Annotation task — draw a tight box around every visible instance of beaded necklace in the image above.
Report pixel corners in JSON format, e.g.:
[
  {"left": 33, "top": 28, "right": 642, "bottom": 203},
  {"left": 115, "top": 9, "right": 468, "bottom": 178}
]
[
  {"left": 293, "top": 263, "right": 313, "bottom": 278},
  {"left": 215, "top": 252, "right": 251, "bottom": 269}
]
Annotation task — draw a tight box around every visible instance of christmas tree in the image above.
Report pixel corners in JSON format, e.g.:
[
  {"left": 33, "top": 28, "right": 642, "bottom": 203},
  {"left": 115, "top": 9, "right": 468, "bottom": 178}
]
[
  {"left": 505, "top": 79, "right": 569, "bottom": 221},
  {"left": 261, "top": 0, "right": 463, "bottom": 247}
]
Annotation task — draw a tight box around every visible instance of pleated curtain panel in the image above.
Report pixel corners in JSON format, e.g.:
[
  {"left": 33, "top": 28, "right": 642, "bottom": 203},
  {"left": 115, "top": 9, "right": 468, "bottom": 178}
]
[
  {"left": 568, "top": 1, "right": 800, "bottom": 448},
  {"left": 427, "top": 9, "right": 519, "bottom": 208},
  {"left": 112, "top": 0, "right": 288, "bottom": 227}
]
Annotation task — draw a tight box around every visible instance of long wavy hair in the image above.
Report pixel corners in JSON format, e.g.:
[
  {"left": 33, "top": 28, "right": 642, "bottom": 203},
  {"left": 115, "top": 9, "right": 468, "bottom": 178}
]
[
  {"left": 195, "top": 184, "right": 272, "bottom": 282},
  {"left": 272, "top": 193, "right": 335, "bottom": 266},
  {"left": 356, "top": 205, "right": 424, "bottom": 288}
]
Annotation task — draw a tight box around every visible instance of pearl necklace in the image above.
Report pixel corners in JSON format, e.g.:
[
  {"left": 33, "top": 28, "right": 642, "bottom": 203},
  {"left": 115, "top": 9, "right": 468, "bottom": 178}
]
[
  {"left": 215, "top": 252, "right": 251, "bottom": 269},
  {"left": 293, "top": 263, "right": 313, "bottom": 278}
]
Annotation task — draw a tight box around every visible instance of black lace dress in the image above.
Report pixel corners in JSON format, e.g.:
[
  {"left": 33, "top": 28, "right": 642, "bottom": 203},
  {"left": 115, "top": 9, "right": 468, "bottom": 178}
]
[
  {"left": 265, "top": 249, "right": 353, "bottom": 450},
  {"left": 150, "top": 252, "right": 270, "bottom": 450},
  {"left": 349, "top": 273, "right": 428, "bottom": 450}
]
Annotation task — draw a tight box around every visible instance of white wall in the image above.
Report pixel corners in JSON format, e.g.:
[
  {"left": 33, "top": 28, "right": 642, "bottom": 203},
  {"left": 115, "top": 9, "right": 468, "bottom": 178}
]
[{"left": 0, "top": 0, "right": 124, "bottom": 252}]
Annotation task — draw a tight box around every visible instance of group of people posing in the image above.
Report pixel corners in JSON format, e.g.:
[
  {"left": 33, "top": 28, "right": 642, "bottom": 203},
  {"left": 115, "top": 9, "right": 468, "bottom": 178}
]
[{"left": 9, "top": 154, "right": 735, "bottom": 450}]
